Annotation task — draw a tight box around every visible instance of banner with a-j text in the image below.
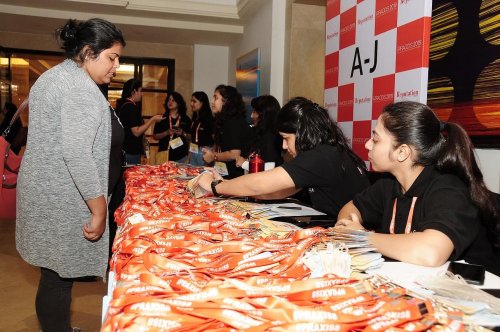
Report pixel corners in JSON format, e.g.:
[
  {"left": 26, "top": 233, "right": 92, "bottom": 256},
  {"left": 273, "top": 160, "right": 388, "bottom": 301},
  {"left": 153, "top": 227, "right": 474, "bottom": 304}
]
[{"left": 324, "top": 0, "right": 432, "bottom": 161}]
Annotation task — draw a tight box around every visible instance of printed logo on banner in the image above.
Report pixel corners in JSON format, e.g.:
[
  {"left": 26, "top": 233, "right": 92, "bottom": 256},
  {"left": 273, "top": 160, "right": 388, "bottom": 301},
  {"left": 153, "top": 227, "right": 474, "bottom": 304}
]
[
  {"left": 352, "top": 120, "right": 371, "bottom": 160},
  {"left": 324, "top": 87, "right": 339, "bottom": 120},
  {"left": 395, "top": 68, "right": 427, "bottom": 103},
  {"left": 372, "top": 74, "right": 395, "bottom": 119},
  {"left": 396, "top": 17, "right": 431, "bottom": 72},
  {"left": 375, "top": 0, "right": 398, "bottom": 36},
  {"left": 338, "top": 83, "right": 355, "bottom": 122},
  {"left": 327, "top": 0, "right": 341, "bottom": 20},
  {"left": 340, "top": 6, "right": 357, "bottom": 49},
  {"left": 353, "top": 78, "right": 373, "bottom": 121},
  {"left": 326, "top": 17, "right": 340, "bottom": 55},
  {"left": 355, "top": 0, "right": 375, "bottom": 43},
  {"left": 325, "top": 51, "right": 339, "bottom": 89}
]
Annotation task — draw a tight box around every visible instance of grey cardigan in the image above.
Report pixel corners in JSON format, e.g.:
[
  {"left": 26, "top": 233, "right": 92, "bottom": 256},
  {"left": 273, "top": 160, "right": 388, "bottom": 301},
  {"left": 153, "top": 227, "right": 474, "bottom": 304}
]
[{"left": 16, "top": 59, "right": 111, "bottom": 279}]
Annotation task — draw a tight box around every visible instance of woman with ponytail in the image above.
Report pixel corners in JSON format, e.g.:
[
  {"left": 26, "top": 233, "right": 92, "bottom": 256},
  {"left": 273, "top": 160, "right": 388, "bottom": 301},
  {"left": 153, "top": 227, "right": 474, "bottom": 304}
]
[{"left": 337, "top": 101, "right": 500, "bottom": 275}]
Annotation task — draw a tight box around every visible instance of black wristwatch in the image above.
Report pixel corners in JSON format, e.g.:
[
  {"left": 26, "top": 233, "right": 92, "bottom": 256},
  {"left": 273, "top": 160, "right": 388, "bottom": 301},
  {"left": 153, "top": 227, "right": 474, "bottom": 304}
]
[{"left": 211, "top": 179, "right": 223, "bottom": 197}]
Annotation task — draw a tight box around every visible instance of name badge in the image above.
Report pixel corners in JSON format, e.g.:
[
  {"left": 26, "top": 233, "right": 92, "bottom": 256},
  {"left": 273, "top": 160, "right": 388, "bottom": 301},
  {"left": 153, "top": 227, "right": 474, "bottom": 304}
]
[
  {"left": 169, "top": 137, "right": 183, "bottom": 149},
  {"left": 214, "top": 162, "right": 229, "bottom": 176},
  {"left": 189, "top": 143, "right": 199, "bottom": 153}
]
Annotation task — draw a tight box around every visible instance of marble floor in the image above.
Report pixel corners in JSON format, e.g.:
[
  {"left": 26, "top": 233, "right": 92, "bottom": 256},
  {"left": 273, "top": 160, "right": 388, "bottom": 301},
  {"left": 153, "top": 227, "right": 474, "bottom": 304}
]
[{"left": 0, "top": 218, "right": 107, "bottom": 332}]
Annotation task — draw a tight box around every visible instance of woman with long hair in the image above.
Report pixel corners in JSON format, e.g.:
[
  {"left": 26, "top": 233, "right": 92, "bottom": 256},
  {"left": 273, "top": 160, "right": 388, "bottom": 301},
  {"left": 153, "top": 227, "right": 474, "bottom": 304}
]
[
  {"left": 337, "top": 101, "right": 500, "bottom": 275},
  {"left": 187, "top": 91, "right": 214, "bottom": 166},
  {"left": 236, "top": 95, "right": 283, "bottom": 167},
  {"left": 202, "top": 84, "right": 252, "bottom": 178},
  {"left": 153, "top": 91, "right": 192, "bottom": 163},
  {"left": 117, "top": 78, "right": 164, "bottom": 165},
  {"left": 196, "top": 97, "right": 370, "bottom": 219}
]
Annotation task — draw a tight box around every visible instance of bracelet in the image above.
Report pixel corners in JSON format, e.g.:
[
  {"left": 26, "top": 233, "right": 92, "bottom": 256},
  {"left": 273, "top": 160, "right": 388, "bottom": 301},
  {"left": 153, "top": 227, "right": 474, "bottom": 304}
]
[{"left": 211, "top": 179, "right": 223, "bottom": 197}]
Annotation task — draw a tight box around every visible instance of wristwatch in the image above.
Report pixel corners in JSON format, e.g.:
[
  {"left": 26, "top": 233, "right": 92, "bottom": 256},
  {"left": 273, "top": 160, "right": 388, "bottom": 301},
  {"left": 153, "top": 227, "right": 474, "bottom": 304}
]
[{"left": 211, "top": 179, "right": 223, "bottom": 197}]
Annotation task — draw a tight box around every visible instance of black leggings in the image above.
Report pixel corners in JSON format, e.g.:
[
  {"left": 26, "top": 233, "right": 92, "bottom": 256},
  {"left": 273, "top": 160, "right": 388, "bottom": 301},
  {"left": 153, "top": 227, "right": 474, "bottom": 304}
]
[{"left": 36, "top": 267, "right": 74, "bottom": 332}]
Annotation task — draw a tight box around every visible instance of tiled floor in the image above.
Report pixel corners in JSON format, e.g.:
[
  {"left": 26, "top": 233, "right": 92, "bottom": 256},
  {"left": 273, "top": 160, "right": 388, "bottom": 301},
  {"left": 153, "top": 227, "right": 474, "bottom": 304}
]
[{"left": 0, "top": 219, "right": 107, "bottom": 332}]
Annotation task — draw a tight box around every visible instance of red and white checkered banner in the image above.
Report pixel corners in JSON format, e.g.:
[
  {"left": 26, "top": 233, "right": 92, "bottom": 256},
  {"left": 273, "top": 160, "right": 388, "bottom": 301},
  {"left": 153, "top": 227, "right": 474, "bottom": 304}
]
[{"left": 324, "top": 0, "right": 432, "bottom": 161}]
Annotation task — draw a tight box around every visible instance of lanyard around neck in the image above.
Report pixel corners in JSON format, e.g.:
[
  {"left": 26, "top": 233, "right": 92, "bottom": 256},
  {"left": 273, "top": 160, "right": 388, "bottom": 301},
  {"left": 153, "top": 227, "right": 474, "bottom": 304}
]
[
  {"left": 389, "top": 196, "right": 418, "bottom": 234},
  {"left": 194, "top": 123, "right": 201, "bottom": 143}
]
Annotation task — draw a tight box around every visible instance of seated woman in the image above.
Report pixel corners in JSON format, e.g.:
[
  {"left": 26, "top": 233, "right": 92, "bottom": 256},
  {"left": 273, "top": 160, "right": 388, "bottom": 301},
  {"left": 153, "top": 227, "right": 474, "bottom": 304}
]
[
  {"left": 337, "top": 101, "right": 500, "bottom": 275},
  {"left": 196, "top": 97, "right": 370, "bottom": 219}
]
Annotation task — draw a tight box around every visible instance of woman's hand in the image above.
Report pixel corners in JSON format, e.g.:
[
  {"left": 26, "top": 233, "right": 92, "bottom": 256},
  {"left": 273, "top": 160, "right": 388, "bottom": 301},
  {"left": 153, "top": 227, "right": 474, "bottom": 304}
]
[
  {"left": 235, "top": 155, "right": 246, "bottom": 167},
  {"left": 336, "top": 213, "right": 366, "bottom": 230},
  {"left": 196, "top": 171, "right": 215, "bottom": 193},
  {"left": 151, "top": 114, "right": 165, "bottom": 123},
  {"left": 83, "top": 212, "right": 106, "bottom": 241}
]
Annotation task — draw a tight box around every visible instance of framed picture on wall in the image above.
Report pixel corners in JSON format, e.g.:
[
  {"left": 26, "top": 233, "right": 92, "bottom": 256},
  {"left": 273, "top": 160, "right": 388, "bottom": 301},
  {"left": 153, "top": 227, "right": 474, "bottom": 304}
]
[{"left": 236, "top": 48, "right": 260, "bottom": 123}]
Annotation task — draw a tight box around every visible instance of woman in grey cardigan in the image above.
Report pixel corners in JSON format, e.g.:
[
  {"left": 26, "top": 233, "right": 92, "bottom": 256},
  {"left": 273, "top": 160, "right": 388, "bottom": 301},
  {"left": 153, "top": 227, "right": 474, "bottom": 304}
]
[{"left": 16, "top": 18, "right": 125, "bottom": 332}]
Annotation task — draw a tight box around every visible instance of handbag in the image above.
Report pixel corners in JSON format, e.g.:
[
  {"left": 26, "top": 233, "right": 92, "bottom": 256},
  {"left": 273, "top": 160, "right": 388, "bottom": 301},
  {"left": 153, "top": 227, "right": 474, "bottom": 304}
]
[{"left": 0, "top": 99, "right": 28, "bottom": 220}]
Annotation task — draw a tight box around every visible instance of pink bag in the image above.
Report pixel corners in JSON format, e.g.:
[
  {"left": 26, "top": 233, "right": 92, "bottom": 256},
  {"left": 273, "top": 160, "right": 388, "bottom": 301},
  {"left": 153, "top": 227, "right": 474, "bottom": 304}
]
[
  {"left": 0, "top": 99, "right": 27, "bottom": 220},
  {"left": 0, "top": 135, "right": 21, "bottom": 219}
]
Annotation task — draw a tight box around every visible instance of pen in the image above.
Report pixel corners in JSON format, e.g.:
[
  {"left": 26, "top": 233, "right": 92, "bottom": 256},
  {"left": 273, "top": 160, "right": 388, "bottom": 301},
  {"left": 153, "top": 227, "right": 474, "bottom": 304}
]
[{"left": 277, "top": 206, "right": 302, "bottom": 210}]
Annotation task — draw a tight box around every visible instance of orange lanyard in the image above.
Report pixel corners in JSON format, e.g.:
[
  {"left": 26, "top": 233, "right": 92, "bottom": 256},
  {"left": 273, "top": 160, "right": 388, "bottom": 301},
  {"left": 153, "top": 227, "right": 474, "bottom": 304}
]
[
  {"left": 194, "top": 123, "right": 201, "bottom": 144},
  {"left": 389, "top": 196, "right": 418, "bottom": 234}
]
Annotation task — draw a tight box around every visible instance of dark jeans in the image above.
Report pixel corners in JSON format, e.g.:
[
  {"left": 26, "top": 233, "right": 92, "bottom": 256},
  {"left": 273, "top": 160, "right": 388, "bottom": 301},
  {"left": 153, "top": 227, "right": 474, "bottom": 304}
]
[{"left": 36, "top": 267, "right": 73, "bottom": 332}]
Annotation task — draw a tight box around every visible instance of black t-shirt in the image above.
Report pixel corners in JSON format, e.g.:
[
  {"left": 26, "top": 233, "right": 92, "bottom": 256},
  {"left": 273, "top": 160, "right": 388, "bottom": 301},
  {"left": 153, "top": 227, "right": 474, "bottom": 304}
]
[
  {"left": 109, "top": 107, "right": 124, "bottom": 195},
  {"left": 153, "top": 114, "right": 192, "bottom": 161},
  {"left": 190, "top": 117, "right": 214, "bottom": 147},
  {"left": 281, "top": 144, "right": 370, "bottom": 219},
  {"left": 118, "top": 101, "right": 143, "bottom": 155},
  {"left": 217, "top": 117, "right": 252, "bottom": 179},
  {"left": 353, "top": 166, "right": 500, "bottom": 275}
]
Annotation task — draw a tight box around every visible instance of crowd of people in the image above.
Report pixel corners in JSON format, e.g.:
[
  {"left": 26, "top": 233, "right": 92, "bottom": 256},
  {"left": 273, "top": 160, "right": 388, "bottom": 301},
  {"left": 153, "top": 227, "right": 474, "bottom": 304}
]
[{"left": 6, "top": 16, "right": 499, "bottom": 332}]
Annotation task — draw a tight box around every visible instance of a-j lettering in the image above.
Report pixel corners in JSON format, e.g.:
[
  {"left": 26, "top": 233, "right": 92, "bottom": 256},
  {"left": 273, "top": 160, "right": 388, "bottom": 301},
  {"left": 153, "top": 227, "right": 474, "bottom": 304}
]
[{"left": 350, "top": 39, "right": 378, "bottom": 77}]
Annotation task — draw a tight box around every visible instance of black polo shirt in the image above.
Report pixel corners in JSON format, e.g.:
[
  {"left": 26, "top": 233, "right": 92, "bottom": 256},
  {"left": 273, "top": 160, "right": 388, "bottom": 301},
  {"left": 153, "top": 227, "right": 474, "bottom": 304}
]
[
  {"left": 353, "top": 166, "right": 500, "bottom": 275},
  {"left": 217, "top": 117, "right": 252, "bottom": 179},
  {"left": 118, "top": 102, "right": 143, "bottom": 155},
  {"left": 281, "top": 144, "right": 370, "bottom": 219}
]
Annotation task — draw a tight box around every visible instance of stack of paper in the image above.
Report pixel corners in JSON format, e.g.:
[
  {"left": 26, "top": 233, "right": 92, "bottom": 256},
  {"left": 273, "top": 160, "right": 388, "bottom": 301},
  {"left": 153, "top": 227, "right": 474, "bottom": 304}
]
[{"left": 316, "top": 228, "right": 384, "bottom": 276}]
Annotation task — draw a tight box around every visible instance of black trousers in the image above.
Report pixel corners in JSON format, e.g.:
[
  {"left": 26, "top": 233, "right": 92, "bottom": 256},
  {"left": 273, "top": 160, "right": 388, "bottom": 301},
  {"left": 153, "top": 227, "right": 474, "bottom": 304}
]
[{"left": 36, "top": 267, "right": 73, "bottom": 332}]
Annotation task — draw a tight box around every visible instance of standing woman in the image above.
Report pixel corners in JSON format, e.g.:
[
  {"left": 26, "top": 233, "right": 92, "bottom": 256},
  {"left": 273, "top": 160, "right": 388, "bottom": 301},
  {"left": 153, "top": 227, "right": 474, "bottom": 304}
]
[
  {"left": 16, "top": 18, "right": 125, "bottom": 331},
  {"left": 202, "top": 84, "right": 252, "bottom": 179},
  {"left": 153, "top": 91, "right": 192, "bottom": 164},
  {"left": 187, "top": 91, "right": 214, "bottom": 166},
  {"left": 337, "top": 101, "right": 500, "bottom": 274},
  {"left": 116, "top": 78, "right": 164, "bottom": 165},
  {"left": 236, "top": 95, "right": 283, "bottom": 167},
  {"left": 196, "top": 97, "right": 369, "bottom": 219}
]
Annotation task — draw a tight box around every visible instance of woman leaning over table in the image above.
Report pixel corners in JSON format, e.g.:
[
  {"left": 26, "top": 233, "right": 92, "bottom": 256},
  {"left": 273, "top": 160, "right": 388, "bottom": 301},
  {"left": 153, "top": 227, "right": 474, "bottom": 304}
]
[
  {"left": 196, "top": 97, "right": 370, "bottom": 219},
  {"left": 202, "top": 84, "right": 252, "bottom": 179},
  {"left": 337, "top": 101, "right": 500, "bottom": 275},
  {"left": 16, "top": 18, "right": 125, "bottom": 331}
]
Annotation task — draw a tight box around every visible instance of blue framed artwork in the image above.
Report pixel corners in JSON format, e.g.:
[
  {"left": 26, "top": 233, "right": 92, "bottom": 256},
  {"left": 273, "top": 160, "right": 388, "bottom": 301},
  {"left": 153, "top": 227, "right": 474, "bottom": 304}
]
[{"left": 236, "top": 48, "right": 260, "bottom": 124}]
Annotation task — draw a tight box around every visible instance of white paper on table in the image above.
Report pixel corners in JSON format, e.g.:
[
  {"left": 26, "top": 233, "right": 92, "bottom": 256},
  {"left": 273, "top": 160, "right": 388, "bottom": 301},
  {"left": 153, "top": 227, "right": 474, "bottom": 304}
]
[{"left": 241, "top": 161, "right": 276, "bottom": 171}]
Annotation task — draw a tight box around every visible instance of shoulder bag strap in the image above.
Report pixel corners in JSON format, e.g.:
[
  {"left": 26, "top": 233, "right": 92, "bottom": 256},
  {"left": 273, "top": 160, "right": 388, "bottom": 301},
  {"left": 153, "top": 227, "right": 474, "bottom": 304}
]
[{"left": 2, "top": 98, "right": 29, "bottom": 138}]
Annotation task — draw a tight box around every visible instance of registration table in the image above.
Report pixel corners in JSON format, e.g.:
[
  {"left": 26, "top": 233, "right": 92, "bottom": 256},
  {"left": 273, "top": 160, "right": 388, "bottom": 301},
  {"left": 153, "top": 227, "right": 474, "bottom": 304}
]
[{"left": 101, "top": 163, "right": 500, "bottom": 331}]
